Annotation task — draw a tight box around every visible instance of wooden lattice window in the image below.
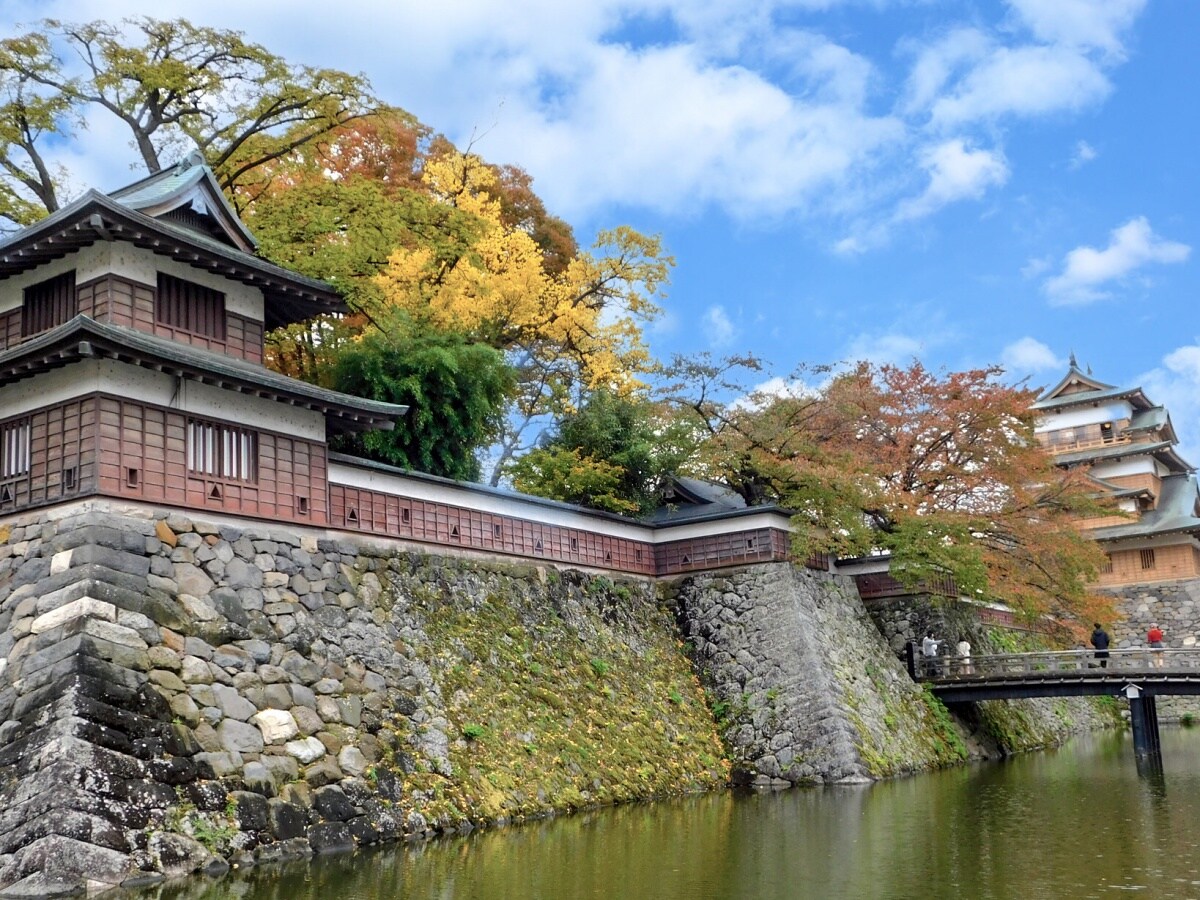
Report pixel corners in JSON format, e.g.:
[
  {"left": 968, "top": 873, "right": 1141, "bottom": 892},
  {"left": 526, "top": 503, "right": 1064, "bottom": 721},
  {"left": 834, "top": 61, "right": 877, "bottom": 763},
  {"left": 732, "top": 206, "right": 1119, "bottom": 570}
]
[
  {"left": 0, "top": 419, "right": 30, "bottom": 479},
  {"left": 187, "top": 419, "right": 257, "bottom": 482},
  {"left": 22, "top": 271, "right": 76, "bottom": 336},
  {"left": 1140, "top": 548, "right": 1156, "bottom": 571},
  {"left": 1101, "top": 554, "right": 1114, "bottom": 575},
  {"left": 157, "top": 273, "right": 226, "bottom": 340}
]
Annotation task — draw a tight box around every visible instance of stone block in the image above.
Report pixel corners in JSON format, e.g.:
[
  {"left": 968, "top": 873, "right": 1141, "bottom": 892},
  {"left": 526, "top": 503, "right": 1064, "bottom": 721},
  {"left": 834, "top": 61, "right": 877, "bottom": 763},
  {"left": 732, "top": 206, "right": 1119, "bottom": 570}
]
[
  {"left": 217, "top": 720, "right": 264, "bottom": 754},
  {"left": 285, "top": 736, "right": 325, "bottom": 764},
  {"left": 306, "top": 822, "right": 352, "bottom": 855},
  {"left": 212, "top": 684, "right": 257, "bottom": 721},
  {"left": 312, "top": 785, "right": 356, "bottom": 822},
  {"left": 253, "top": 709, "right": 299, "bottom": 745},
  {"left": 30, "top": 598, "right": 116, "bottom": 635},
  {"left": 337, "top": 746, "right": 369, "bottom": 778},
  {"left": 267, "top": 799, "right": 306, "bottom": 841}
]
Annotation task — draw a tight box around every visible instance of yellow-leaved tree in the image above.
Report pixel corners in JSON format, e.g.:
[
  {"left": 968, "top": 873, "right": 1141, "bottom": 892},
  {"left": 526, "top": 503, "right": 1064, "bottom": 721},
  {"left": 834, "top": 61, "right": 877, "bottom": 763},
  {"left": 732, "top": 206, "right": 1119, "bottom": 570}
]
[{"left": 373, "top": 150, "right": 672, "bottom": 484}]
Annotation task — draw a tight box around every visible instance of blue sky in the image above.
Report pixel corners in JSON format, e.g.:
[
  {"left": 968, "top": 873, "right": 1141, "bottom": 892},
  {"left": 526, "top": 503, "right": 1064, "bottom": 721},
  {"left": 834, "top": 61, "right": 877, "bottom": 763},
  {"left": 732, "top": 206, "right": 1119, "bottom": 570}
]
[{"left": 5, "top": 1, "right": 1199, "bottom": 451}]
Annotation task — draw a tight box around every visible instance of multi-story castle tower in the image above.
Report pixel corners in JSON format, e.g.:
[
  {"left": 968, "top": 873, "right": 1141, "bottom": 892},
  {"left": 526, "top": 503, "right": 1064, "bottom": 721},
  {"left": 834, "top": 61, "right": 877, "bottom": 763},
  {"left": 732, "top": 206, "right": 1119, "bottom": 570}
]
[{"left": 1032, "top": 356, "right": 1200, "bottom": 585}]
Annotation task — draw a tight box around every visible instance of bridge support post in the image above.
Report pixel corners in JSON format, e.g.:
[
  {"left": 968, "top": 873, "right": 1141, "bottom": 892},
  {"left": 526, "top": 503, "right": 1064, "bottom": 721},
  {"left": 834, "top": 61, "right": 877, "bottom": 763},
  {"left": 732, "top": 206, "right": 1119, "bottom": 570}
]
[{"left": 1126, "top": 685, "right": 1162, "bottom": 761}]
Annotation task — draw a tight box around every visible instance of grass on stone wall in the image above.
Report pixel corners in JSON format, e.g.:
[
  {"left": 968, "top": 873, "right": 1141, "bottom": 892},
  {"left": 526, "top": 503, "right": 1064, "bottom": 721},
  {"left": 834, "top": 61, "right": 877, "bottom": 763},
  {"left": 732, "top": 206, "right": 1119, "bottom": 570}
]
[{"left": 394, "top": 572, "right": 728, "bottom": 827}]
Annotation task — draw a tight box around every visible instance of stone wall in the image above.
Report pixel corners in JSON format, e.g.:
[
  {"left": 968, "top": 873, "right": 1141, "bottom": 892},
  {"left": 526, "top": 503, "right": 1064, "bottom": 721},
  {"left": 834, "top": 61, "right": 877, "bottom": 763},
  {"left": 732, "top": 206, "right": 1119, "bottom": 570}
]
[
  {"left": 0, "top": 503, "right": 726, "bottom": 896},
  {"left": 669, "top": 563, "right": 977, "bottom": 785},
  {"left": 1105, "top": 578, "right": 1200, "bottom": 721},
  {"left": 670, "top": 565, "right": 1118, "bottom": 788}
]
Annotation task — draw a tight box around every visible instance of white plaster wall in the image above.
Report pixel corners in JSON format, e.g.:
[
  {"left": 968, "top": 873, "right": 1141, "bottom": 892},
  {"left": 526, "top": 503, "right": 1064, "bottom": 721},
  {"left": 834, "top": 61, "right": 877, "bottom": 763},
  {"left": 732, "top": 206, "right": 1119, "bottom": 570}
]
[
  {"left": 0, "top": 358, "right": 324, "bottom": 440},
  {"left": 1034, "top": 399, "right": 1134, "bottom": 433},
  {"left": 1090, "top": 457, "right": 1163, "bottom": 479},
  {"left": 0, "top": 243, "right": 264, "bottom": 320},
  {"left": 651, "top": 512, "right": 794, "bottom": 543}
]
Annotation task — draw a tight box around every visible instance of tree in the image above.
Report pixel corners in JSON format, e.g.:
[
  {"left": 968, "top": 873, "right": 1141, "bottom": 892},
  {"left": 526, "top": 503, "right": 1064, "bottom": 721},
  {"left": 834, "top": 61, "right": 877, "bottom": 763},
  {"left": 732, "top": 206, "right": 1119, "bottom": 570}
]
[
  {"left": 506, "top": 388, "right": 695, "bottom": 515},
  {"left": 328, "top": 320, "right": 514, "bottom": 482},
  {"left": 667, "top": 358, "right": 1113, "bottom": 623},
  {"left": 0, "top": 17, "right": 374, "bottom": 228},
  {"left": 373, "top": 150, "right": 671, "bottom": 485}
]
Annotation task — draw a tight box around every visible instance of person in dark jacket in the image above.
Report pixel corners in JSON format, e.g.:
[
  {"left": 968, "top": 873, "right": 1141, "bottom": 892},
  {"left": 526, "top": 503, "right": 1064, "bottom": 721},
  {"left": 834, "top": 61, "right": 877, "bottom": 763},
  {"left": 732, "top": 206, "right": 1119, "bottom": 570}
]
[{"left": 1091, "top": 623, "right": 1111, "bottom": 668}]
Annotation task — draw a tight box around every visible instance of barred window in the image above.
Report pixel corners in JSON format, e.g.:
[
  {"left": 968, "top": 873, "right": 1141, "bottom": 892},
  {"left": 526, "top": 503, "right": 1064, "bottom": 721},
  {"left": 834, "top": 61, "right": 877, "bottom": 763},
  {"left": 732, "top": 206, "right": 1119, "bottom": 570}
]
[
  {"left": 187, "top": 419, "right": 257, "bottom": 482},
  {"left": 1140, "top": 548, "right": 1156, "bottom": 570},
  {"left": 22, "top": 271, "right": 76, "bottom": 336},
  {"left": 0, "top": 419, "right": 30, "bottom": 479},
  {"left": 157, "top": 273, "right": 226, "bottom": 340}
]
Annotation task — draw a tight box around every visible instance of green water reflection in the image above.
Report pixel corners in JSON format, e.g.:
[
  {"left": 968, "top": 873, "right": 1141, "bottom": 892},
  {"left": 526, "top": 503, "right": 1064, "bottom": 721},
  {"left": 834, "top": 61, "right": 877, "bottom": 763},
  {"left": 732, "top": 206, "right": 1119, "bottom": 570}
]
[{"left": 142, "top": 729, "right": 1200, "bottom": 900}]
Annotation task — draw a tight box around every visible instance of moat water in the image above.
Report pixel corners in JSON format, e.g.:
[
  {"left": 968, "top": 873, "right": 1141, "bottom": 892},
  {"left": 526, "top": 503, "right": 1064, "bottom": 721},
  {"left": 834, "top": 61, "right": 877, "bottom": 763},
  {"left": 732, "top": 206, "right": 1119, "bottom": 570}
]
[{"left": 140, "top": 728, "right": 1200, "bottom": 900}]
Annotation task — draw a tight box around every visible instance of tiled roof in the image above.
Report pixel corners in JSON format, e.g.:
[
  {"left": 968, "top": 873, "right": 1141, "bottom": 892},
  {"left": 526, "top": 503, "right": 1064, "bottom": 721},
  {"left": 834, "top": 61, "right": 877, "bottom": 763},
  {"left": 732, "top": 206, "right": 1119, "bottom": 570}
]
[
  {"left": 0, "top": 316, "right": 406, "bottom": 434},
  {"left": 1090, "top": 474, "right": 1200, "bottom": 541}
]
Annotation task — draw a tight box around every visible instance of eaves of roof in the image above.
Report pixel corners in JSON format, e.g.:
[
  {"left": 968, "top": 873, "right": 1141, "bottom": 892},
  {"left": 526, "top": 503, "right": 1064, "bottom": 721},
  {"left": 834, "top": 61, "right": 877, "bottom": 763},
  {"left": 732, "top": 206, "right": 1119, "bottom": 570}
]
[
  {"left": 0, "top": 316, "right": 405, "bottom": 434},
  {"left": 1053, "top": 440, "right": 1193, "bottom": 473},
  {"left": 1090, "top": 474, "right": 1200, "bottom": 542},
  {"left": 0, "top": 192, "right": 345, "bottom": 329},
  {"left": 1030, "top": 385, "right": 1151, "bottom": 412}
]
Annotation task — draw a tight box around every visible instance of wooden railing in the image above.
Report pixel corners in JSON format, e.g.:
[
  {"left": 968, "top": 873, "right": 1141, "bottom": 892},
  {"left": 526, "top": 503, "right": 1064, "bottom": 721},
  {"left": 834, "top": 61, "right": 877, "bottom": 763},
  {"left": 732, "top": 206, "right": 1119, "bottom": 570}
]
[
  {"left": 1039, "top": 434, "right": 1132, "bottom": 455},
  {"left": 914, "top": 648, "right": 1200, "bottom": 682}
]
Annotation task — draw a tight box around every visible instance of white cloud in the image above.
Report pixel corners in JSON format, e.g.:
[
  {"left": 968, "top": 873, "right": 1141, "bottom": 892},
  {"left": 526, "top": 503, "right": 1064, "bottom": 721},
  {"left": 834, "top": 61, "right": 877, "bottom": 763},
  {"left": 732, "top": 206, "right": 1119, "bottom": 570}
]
[
  {"left": 0, "top": 0, "right": 1149, "bottom": 240},
  {"left": 928, "top": 45, "right": 1111, "bottom": 127},
  {"left": 895, "top": 139, "right": 1008, "bottom": 221},
  {"left": 703, "top": 305, "right": 736, "bottom": 347},
  {"left": 1044, "top": 217, "right": 1191, "bottom": 305},
  {"left": 1020, "top": 255, "right": 1052, "bottom": 279},
  {"left": 844, "top": 332, "right": 924, "bottom": 365},
  {"left": 1007, "top": 0, "right": 1146, "bottom": 59},
  {"left": 1000, "top": 337, "right": 1063, "bottom": 375},
  {"left": 1068, "top": 139, "right": 1097, "bottom": 170},
  {"left": 1140, "top": 345, "right": 1200, "bottom": 464}
]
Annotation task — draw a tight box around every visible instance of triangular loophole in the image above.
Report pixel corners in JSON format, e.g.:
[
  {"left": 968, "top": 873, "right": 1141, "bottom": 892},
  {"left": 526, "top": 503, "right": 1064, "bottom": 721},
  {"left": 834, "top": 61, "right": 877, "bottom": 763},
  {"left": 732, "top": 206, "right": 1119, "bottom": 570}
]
[
  {"left": 681, "top": 554, "right": 690, "bottom": 565},
  {"left": 450, "top": 525, "right": 460, "bottom": 539},
  {"left": 208, "top": 484, "right": 222, "bottom": 500},
  {"left": 0, "top": 485, "right": 11, "bottom": 504},
  {"left": 347, "top": 508, "right": 359, "bottom": 524},
  {"left": 604, "top": 552, "right": 612, "bottom": 563},
  {"left": 535, "top": 539, "right": 543, "bottom": 553}
]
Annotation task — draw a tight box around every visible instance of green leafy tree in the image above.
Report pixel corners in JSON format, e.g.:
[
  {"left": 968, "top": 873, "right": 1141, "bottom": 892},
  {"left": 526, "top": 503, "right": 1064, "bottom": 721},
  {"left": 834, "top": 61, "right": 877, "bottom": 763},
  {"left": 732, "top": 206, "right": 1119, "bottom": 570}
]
[
  {"left": 0, "top": 17, "right": 374, "bottom": 227},
  {"left": 329, "top": 323, "right": 514, "bottom": 481},
  {"left": 507, "top": 389, "right": 694, "bottom": 515}
]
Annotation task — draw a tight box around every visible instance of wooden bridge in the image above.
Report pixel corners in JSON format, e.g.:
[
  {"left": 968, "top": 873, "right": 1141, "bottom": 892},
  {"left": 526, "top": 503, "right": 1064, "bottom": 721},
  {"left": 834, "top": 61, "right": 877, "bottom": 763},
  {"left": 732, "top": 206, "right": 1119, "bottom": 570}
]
[{"left": 907, "top": 647, "right": 1200, "bottom": 759}]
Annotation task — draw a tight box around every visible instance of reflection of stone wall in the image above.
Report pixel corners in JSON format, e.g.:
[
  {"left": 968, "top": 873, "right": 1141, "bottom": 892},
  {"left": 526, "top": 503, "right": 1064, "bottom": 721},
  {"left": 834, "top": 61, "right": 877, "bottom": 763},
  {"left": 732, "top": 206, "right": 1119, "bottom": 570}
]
[
  {"left": 1106, "top": 579, "right": 1200, "bottom": 721},
  {"left": 0, "top": 503, "right": 725, "bottom": 895}
]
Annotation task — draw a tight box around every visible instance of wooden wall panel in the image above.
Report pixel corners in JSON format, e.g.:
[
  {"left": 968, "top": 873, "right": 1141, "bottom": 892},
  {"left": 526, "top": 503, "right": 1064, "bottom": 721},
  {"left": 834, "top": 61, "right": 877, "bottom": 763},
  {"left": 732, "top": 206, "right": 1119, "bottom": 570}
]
[
  {"left": 653, "top": 528, "right": 793, "bottom": 576},
  {"left": 0, "top": 397, "right": 95, "bottom": 514},
  {"left": 329, "top": 481, "right": 659, "bottom": 575},
  {"left": 74, "top": 274, "right": 265, "bottom": 363},
  {"left": 0, "top": 310, "right": 19, "bottom": 351},
  {"left": 94, "top": 396, "right": 326, "bottom": 525}
]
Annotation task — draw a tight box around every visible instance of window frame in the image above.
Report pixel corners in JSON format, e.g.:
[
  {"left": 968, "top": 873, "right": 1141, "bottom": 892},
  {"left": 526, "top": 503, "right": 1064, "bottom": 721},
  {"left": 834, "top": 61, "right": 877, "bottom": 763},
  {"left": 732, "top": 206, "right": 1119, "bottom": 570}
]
[{"left": 186, "top": 418, "right": 258, "bottom": 484}]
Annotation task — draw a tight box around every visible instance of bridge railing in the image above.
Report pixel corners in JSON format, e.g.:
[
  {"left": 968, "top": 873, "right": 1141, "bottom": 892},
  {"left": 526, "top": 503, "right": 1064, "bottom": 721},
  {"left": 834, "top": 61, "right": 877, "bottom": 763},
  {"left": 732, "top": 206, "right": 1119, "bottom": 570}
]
[{"left": 916, "top": 647, "right": 1200, "bottom": 681}]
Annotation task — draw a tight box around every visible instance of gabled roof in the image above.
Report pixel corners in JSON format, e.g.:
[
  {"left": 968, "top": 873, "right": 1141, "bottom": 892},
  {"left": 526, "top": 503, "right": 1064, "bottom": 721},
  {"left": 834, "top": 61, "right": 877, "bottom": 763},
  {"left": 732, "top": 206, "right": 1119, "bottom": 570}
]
[
  {"left": 1091, "top": 474, "right": 1200, "bottom": 542},
  {"left": 0, "top": 171, "right": 345, "bottom": 330},
  {"left": 109, "top": 152, "right": 257, "bottom": 253},
  {"left": 1031, "top": 360, "right": 1154, "bottom": 412},
  {"left": 0, "top": 316, "right": 405, "bottom": 435},
  {"left": 1036, "top": 359, "right": 1114, "bottom": 402}
]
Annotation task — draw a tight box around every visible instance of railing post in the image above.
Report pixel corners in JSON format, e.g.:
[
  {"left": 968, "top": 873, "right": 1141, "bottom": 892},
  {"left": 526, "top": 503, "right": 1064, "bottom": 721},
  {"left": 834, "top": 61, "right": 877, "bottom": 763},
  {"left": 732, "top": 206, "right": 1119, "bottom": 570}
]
[
  {"left": 905, "top": 641, "right": 917, "bottom": 680},
  {"left": 1126, "top": 684, "right": 1162, "bottom": 762}
]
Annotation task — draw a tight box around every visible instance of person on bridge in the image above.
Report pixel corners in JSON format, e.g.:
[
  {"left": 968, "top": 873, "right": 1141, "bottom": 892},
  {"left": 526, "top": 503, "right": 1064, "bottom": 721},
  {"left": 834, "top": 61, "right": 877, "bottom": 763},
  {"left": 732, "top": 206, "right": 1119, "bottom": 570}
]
[
  {"left": 1091, "top": 623, "right": 1111, "bottom": 668},
  {"left": 956, "top": 636, "right": 972, "bottom": 675},
  {"left": 922, "top": 632, "right": 940, "bottom": 676},
  {"left": 1148, "top": 623, "right": 1165, "bottom": 668}
]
